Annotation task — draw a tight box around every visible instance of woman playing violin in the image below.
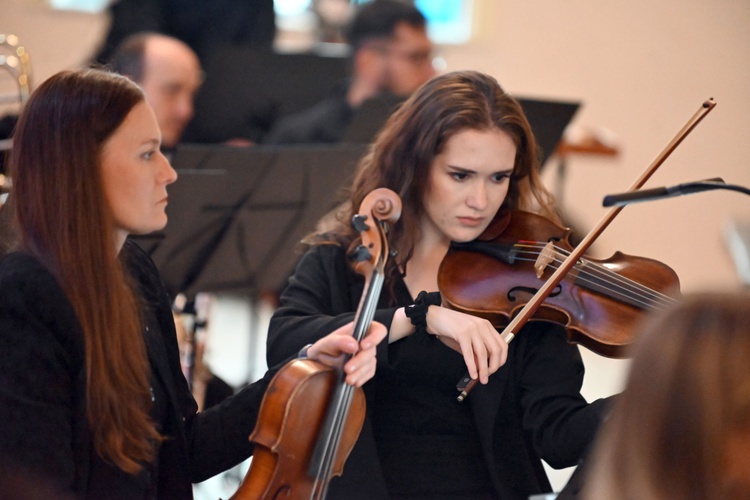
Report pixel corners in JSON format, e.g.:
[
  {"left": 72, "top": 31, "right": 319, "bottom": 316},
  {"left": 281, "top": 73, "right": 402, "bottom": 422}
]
[
  {"left": 0, "top": 68, "right": 386, "bottom": 499},
  {"left": 267, "top": 70, "right": 613, "bottom": 499}
]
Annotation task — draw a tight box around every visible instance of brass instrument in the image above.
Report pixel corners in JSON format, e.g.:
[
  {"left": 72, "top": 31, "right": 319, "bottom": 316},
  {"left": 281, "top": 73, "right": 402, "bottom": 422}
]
[
  {"left": 1, "top": 34, "right": 31, "bottom": 203},
  {"left": 0, "top": 34, "right": 31, "bottom": 106}
]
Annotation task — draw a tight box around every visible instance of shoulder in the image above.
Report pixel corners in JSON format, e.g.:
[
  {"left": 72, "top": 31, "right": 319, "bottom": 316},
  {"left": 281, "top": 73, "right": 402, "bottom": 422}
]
[
  {"left": 266, "top": 93, "right": 353, "bottom": 144},
  {"left": 121, "top": 238, "right": 175, "bottom": 321},
  {"left": 121, "top": 238, "right": 165, "bottom": 292},
  {"left": 0, "top": 251, "right": 84, "bottom": 367},
  {"left": 295, "top": 243, "right": 351, "bottom": 277},
  {"left": 0, "top": 251, "right": 67, "bottom": 308}
]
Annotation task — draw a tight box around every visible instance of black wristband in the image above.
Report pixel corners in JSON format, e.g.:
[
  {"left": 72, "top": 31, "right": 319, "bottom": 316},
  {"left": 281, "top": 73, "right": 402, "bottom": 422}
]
[{"left": 405, "top": 291, "right": 442, "bottom": 337}]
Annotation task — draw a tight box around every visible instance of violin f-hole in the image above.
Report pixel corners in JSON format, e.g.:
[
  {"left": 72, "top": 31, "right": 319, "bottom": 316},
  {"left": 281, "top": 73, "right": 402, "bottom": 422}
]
[{"left": 508, "top": 285, "right": 562, "bottom": 302}]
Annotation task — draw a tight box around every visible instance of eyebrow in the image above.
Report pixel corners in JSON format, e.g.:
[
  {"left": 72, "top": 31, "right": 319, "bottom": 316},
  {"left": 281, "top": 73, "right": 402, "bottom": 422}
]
[{"left": 447, "top": 165, "right": 514, "bottom": 175}]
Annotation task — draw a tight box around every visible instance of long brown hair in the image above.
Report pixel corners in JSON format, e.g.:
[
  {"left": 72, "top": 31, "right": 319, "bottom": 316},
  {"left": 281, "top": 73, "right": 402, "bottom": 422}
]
[
  {"left": 585, "top": 292, "right": 750, "bottom": 499},
  {"left": 308, "top": 70, "right": 557, "bottom": 276},
  {"left": 9, "top": 69, "right": 160, "bottom": 473}
]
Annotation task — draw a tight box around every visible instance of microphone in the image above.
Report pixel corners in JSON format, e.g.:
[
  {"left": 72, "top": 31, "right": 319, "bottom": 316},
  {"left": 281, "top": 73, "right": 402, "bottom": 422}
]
[{"left": 602, "top": 177, "right": 728, "bottom": 207}]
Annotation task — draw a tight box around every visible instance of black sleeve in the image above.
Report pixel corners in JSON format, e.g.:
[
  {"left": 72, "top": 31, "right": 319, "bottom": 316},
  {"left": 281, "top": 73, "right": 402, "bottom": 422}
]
[
  {"left": 266, "top": 245, "right": 397, "bottom": 369},
  {"left": 184, "top": 368, "right": 277, "bottom": 482},
  {"left": 517, "top": 324, "right": 612, "bottom": 468}
]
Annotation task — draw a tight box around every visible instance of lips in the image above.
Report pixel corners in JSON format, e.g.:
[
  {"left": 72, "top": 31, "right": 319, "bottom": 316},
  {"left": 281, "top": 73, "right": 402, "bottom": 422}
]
[{"left": 457, "top": 216, "right": 484, "bottom": 227}]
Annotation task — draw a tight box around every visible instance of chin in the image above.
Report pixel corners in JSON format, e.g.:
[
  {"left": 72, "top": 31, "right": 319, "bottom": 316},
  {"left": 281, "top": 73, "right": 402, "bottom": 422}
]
[
  {"left": 449, "top": 230, "right": 484, "bottom": 243},
  {"left": 136, "top": 219, "right": 168, "bottom": 235}
]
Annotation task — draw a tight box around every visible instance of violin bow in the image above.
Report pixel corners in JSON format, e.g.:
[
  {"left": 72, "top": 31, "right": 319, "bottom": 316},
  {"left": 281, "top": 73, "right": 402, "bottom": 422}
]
[{"left": 457, "top": 98, "right": 716, "bottom": 401}]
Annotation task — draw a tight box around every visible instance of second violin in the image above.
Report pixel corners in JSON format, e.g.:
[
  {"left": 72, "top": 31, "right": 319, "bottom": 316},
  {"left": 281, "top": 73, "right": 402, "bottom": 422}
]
[{"left": 438, "top": 209, "right": 681, "bottom": 359}]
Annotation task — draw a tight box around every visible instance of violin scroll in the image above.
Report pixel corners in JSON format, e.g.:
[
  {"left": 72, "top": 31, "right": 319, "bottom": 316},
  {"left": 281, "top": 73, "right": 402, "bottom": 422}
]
[{"left": 351, "top": 188, "right": 402, "bottom": 278}]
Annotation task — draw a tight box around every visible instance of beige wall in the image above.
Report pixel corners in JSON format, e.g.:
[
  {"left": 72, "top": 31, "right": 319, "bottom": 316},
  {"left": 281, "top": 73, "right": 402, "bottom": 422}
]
[{"left": 4, "top": 0, "right": 750, "bottom": 491}]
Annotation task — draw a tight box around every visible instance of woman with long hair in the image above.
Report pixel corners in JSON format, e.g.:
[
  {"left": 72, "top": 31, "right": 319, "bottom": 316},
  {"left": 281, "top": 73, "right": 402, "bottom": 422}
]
[
  {"left": 0, "top": 68, "right": 385, "bottom": 498},
  {"left": 267, "top": 70, "right": 612, "bottom": 499},
  {"left": 585, "top": 292, "right": 750, "bottom": 500}
]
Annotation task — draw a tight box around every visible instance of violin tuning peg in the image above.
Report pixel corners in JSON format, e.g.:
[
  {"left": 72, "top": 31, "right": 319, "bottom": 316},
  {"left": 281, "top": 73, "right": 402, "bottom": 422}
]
[
  {"left": 351, "top": 214, "right": 369, "bottom": 233},
  {"left": 350, "top": 244, "right": 372, "bottom": 263}
]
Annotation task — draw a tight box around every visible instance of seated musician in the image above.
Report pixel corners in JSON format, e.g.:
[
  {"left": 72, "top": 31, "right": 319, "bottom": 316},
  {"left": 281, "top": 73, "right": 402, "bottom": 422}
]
[
  {"left": 264, "top": 0, "right": 435, "bottom": 145},
  {"left": 107, "top": 32, "right": 203, "bottom": 153},
  {"left": 266, "top": 70, "right": 614, "bottom": 499},
  {"left": 0, "top": 68, "right": 386, "bottom": 498}
]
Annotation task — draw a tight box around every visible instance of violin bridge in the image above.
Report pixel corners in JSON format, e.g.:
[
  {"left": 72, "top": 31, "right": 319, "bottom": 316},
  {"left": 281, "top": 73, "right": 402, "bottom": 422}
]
[{"left": 534, "top": 241, "right": 556, "bottom": 279}]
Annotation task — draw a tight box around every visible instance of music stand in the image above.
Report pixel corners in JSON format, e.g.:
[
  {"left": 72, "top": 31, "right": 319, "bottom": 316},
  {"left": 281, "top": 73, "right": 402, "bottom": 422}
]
[
  {"left": 517, "top": 97, "right": 580, "bottom": 168},
  {"left": 182, "top": 46, "right": 350, "bottom": 144},
  {"left": 133, "top": 143, "right": 368, "bottom": 299},
  {"left": 339, "top": 95, "right": 579, "bottom": 164}
]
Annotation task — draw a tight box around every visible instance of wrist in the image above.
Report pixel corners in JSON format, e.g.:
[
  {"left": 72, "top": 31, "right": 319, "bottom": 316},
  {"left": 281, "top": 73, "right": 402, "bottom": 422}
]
[{"left": 405, "top": 291, "right": 441, "bottom": 338}]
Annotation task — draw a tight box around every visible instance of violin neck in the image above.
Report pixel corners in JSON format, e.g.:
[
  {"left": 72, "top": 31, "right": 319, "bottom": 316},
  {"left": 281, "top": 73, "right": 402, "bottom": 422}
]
[
  {"left": 307, "top": 266, "right": 385, "bottom": 496},
  {"left": 352, "top": 269, "right": 385, "bottom": 343}
]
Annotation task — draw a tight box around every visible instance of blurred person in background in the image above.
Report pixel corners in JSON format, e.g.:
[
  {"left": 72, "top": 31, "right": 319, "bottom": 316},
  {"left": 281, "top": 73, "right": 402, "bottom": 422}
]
[
  {"left": 584, "top": 291, "right": 750, "bottom": 500},
  {"left": 108, "top": 32, "right": 203, "bottom": 152},
  {"left": 265, "top": 0, "right": 436, "bottom": 145}
]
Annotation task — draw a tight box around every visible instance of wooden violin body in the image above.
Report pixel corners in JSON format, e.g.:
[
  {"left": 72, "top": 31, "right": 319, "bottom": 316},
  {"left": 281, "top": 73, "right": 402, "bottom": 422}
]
[
  {"left": 439, "top": 210, "right": 681, "bottom": 358},
  {"left": 230, "top": 359, "right": 365, "bottom": 499},
  {"left": 231, "top": 187, "right": 401, "bottom": 499}
]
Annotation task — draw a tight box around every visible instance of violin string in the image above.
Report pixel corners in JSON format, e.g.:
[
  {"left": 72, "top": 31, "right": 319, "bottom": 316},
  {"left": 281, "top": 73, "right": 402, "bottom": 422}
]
[
  {"left": 513, "top": 241, "right": 671, "bottom": 303},
  {"left": 316, "top": 268, "right": 383, "bottom": 494},
  {"left": 541, "top": 252, "right": 674, "bottom": 309},
  {"left": 553, "top": 249, "right": 677, "bottom": 308},
  {"left": 515, "top": 242, "right": 676, "bottom": 309},
  {"left": 511, "top": 242, "right": 677, "bottom": 310}
]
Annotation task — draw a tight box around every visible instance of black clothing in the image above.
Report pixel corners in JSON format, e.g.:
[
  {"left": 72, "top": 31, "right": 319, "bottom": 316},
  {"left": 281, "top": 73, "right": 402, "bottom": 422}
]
[
  {"left": 264, "top": 81, "right": 355, "bottom": 145},
  {"left": 267, "top": 244, "right": 611, "bottom": 499},
  {"left": 264, "top": 81, "right": 402, "bottom": 145},
  {"left": 94, "top": 0, "right": 276, "bottom": 62},
  {"left": 0, "top": 240, "right": 275, "bottom": 498},
  {"left": 203, "top": 374, "right": 235, "bottom": 410}
]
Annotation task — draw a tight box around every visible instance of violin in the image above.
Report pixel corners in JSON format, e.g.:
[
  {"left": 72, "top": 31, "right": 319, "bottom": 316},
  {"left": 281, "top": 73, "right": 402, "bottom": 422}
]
[
  {"left": 440, "top": 98, "right": 716, "bottom": 401},
  {"left": 438, "top": 209, "right": 681, "bottom": 358},
  {"left": 231, "top": 188, "right": 401, "bottom": 499}
]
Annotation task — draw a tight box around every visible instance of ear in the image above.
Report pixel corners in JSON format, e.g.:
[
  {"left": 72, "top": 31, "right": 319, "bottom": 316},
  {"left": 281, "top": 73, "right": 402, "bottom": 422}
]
[{"left": 353, "top": 45, "right": 387, "bottom": 87}]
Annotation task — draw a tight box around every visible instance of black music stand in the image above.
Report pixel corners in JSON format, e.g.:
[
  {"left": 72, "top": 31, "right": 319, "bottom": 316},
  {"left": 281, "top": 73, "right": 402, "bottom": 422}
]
[
  {"left": 339, "top": 95, "right": 579, "bottom": 167},
  {"left": 133, "top": 143, "right": 367, "bottom": 299},
  {"left": 517, "top": 97, "right": 580, "bottom": 168},
  {"left": 182, "top": 46, "right": 350, "bottom": 144}
]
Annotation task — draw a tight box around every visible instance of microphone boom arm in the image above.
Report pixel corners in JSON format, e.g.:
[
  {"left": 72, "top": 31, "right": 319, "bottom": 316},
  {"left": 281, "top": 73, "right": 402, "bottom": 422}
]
[{"left": 602, "top": 177, "right": 750, "bottom": 207}]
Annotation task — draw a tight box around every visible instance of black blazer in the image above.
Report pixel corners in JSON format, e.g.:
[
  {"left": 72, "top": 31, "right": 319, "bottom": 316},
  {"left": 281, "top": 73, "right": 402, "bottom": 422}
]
[{"left": 0, "top": 240, "right": 273, "bottom": 499}]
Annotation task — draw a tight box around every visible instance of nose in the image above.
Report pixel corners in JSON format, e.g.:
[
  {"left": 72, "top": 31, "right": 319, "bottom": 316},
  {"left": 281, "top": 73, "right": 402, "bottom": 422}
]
[
  {"left": 467, "top": 182, "right": 488, "bottom": 211},
  {"left": 158, "top": 153, "right": 178, "bottom": 185},
  {"left": 175, "top": 93, "right": 194, "bottom": 122}
]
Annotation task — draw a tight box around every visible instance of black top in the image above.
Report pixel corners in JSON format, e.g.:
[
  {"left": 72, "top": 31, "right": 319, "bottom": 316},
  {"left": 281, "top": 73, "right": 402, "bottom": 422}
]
[
  {"left": 264, "top": 80, "right": 403, "bottom": 146},
  {"left": 268, "top": 244, "right": 612, "bottom": 499},
  {"left": 0, "top": 239, "right": 276, "bottom": 498},
  {"left": 264, "top": 81, "right": 355, "bottom": 145},
  {"left": 373, "top": 324, "right": 495, "bottom": 498}
]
